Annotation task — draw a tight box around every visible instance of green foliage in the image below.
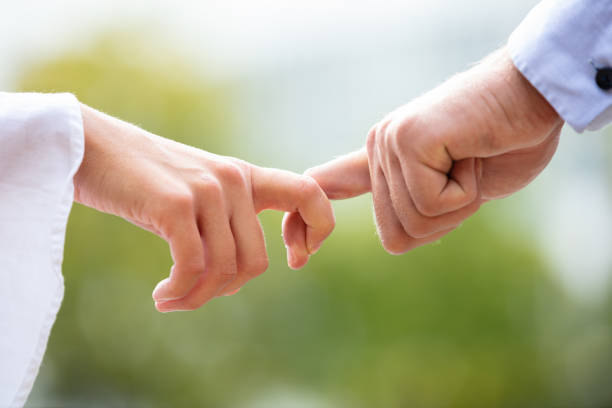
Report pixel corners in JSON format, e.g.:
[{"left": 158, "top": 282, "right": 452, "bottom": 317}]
[
  {"left": 18, "top": 31, "right": 231, "bottom": 155},
  {"left": 18, "top": 34, "right": 612, "bottom": 408}
]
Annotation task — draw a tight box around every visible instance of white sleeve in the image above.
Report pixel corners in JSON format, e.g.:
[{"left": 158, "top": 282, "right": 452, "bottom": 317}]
[
  {"left": 508, "top": 0, "right": 612, "bottom": 132},
  {"left": 0, "top": 93, "right": 84, "bottom": 407}
]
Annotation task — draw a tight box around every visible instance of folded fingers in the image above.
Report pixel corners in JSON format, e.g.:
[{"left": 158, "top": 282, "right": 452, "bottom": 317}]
[
  {"left": 368, "top": 128, "right": 481, "bottom": 254},
  {"left": 251, "top": 166, "right": 335, "bottom": 267},
  {"left": 155, "top": 181, "right": 238, "bottom": 312}
]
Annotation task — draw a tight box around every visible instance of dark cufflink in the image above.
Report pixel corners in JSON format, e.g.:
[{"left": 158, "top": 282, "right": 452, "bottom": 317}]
[{"left": 595, "top": 67, "right": 612, "bottom": 91}]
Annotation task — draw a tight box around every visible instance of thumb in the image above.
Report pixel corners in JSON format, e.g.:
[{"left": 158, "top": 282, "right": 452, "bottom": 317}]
[{"left": 305, "top": 148, "right": 371, "bottom": 200}]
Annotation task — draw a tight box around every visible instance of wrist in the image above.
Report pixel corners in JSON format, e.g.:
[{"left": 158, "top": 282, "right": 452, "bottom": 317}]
[
  {"left": 74, "top": 104, "right": 129, "bottom": 206},
  {"left": 74, "top": 104, "right": 98, "bottom": 204},
  {"left": 484, "top": 48, "right": 562, "bottom": 134}
]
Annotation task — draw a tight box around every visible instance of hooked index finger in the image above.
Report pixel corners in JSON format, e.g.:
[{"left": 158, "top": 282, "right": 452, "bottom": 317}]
[
  {"left": 251, "top": 166, "right": 335, "bottom": 254},
  {"left": 305, "top": 148, "right": 371, "bottom": 200}
]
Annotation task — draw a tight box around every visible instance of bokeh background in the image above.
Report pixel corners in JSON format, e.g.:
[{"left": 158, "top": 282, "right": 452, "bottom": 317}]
[{"left": 2, "top": 1, "right": 612, "bottom": 407}]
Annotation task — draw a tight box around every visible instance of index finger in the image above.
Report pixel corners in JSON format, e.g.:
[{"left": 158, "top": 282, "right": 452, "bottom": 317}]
[
  {"left": 251, "top": 166, "right": 335, "bottom": 254},
  {"left": 305, "top": 148, "right": 371, "bottom": 200}
]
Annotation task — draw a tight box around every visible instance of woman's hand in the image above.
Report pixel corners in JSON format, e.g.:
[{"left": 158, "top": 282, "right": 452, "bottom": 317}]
[{"left": 74, "top": 105, "right": 334, "bottom": 312}]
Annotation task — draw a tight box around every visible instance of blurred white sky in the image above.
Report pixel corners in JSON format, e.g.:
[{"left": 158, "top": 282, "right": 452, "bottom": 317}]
[
  {"left": 1, "top": 0, "right": 537, "bottom": 84},
  {"left": 2, "top": 0, "right": 611, "bottom": 300}
]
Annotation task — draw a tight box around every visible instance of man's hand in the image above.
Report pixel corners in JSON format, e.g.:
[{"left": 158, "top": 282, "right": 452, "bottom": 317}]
[
  {"left": 74, "top": 105, "right": 334, "bottom": 312},
  {"left": 306, "top": 48, "right": 563, "bottom": 254}
]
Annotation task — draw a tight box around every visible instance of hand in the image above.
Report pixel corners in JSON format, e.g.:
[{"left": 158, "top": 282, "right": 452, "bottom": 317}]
[
  {"left": 74, "top": 105, "right": 334, "bottom": 312},
  {"left": 305, "top": 48, "right": 563, "bottom": 254}
]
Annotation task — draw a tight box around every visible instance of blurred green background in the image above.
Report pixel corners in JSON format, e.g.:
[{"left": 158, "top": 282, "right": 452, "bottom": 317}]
[{"left": 6, "top": 3, "right": 612, "bottom": 407}]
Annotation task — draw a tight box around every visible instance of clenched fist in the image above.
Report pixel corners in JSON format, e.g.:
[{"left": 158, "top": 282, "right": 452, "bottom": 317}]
[{"left": 306, "top": 48, "right": 562, "bottom": 254}]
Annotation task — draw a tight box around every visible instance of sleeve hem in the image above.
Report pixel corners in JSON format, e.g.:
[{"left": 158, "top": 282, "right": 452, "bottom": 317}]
[
  {"left": 10, "top": 94, "right": 84, "bottom": 408},
  {"left": 507, "top": 0, "right": 612, "bottom": 133}
]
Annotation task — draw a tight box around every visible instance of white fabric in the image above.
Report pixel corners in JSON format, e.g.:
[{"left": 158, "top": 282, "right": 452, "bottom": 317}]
[
  {"left": 508, "top": 0, "right": 612, "bottom": 132},
  {"left": 0, "top": 3, "right": 610, "bottom": 405},
  {"left": 0, "top": 93, "right": 84, "bottom": 407}
]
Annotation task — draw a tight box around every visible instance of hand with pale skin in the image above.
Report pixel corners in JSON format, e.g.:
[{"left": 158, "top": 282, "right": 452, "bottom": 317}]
[
  {"left": 300, "top": 48, "right": 563, "bottom": 254},
  {"left": 74, "top": 105, "right": 334, "bottom": 312}
]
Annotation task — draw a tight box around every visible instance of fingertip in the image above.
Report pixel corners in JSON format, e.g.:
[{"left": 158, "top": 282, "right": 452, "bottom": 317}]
[
  {"left": 152, "top": 278, "right": 172, "bottom": 302},
  {"left": 308, "top": 241, "right": 323, "bottom": 255},
  {"left": 304, "top": 150, "right": 371, "bottom": 200},
  {"left": 305, "top": 223, "right": 334, "bottom": 256},
  {"left": 154, "top": 301, "right": 172, "bottom": 313},
  {"left": 287, "top": 246, "right": 309, "bottom": 270},
  {"left": 282, "top": 212, "right": 310, "bottom": 268},
  {"left": 223, "top": 288, "right": 241, "bottom": 296},
  {"left": 303, "top": 193, "right": 335, "bottom": 255},
  {"left": 152, "top": 287, "right": 183, "bottom": 303},
  {"left": 282, "top": 212, "right": 308, "bottom": 249}
]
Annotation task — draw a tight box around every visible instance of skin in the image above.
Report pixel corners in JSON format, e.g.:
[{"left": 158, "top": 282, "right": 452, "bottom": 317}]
[
  {"left": 304, "top": 48, "right": 564, "bottom": 254},
  {"left": 74, "top": 105, "right": 335, "bottom": 312},
  {"left": 72, "top": 47, "right": 560, "bottom": 312}
]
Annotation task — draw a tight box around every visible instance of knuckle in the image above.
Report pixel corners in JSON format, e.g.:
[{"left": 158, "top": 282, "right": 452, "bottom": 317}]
[
  {"left": 327, "top": 212, "right": 336, "bottom": 232},
  {"left": 245, "top": 256, "right": 269, "bottom": 277},
  {"left": 376, "top": 120, "right": 392, "bottom": 146},
  {"left": 381, "top": 235, "right": 414, "bottom": 255},
  {"left": 255, "top": 256, "right": 270, "bottom": 274},
  {"left": 303, "top": 166, "right": 318, "bottom": 180},
  {"left": 366, "top": 125, "right": 378, "bottom": 148},
  {"left": 167, "top": 191, "right": 194, "bottom": 214},
  {"left": 366, "top": 131, "right": 378, "bottom": 159},
  {"left": 416, "top": 201, "right": 437, "bottom": 218},
  {"left": 218, "top": 266, "right": 238, "bottom": 283},
  {"left": 368, "top": 119, "right": 399, "bottom": 154},
  {"left": 404, "top": 218, "right": 432, "bottom": 239},
  {"left": 218, "top": 162, "right": 247, "bottom": 188},
  {"left": 413, "top": 195, "right": 440, "bottom": 218},
  {"left": 197, "top": 174, "right": 224, "bottom": 199},
  {"left": 376, "top": 218, "right": 414, "bottom": 255},
  {"left": 394, "top": 117, "right": 420, "bottom": 153},
  {"left": 395, "top": 114, "right": 418, "bottom": 138},
  {"left": 464, "top": 185, "right": 478, "bottom": 204},
  {"left": 182, "top": 262, "right": 205, "bottom": 278},
  {"left": 296, "top": 175, "right": 321, "bottom": 202}
]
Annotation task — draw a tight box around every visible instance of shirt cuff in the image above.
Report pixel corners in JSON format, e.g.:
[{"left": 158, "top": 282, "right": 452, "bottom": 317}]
[
  {"left": 508, "top": 0, "right": 612, "bottom": 132},
  {"left": 0, "top": 92, "right": 84, "bottom": 407}
]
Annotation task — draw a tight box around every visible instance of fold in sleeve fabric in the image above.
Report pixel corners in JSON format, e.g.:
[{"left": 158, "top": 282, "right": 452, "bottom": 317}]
[
  {"left": 0, "top": 93, "right": 84, "bottom": 407},
  {"left": 508, "top": 0, "right": 612, "bottom": 132}
]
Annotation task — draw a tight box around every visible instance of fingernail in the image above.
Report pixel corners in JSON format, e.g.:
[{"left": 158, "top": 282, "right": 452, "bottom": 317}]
[
  {"left": 155, "top": 302, "right": 171, "bottom": 313},
  {"left": 287, "top": 248, "right": 297, "bottom": 267},
  {"left": 152, "top": 288, "right": 174, "bottom": 303},
  {"left": 307, "top": 240, "right": 323, "bottom": 255},
  {"left": 224, "top": 288, "right": 241, "bottom": 296},
  {"left": 152, "top": 279, "right": 170, "bottom": 301}
]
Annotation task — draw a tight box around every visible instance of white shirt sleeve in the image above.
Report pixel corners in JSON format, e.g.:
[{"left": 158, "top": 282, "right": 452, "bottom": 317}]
[
  {"left": 0, "top": 93, "right": 84, "bottom": 407},
  {"left": 508, "top": 0, "right": 612, "bottom": 132}
]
